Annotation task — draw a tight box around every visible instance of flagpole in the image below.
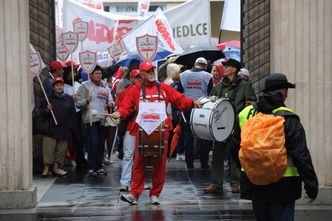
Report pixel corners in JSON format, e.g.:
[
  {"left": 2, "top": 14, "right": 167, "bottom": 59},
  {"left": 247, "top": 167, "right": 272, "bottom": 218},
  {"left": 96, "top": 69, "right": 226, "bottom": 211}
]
[
  {"left": 36, "top": 74, "right": 58, "bottom": 125},
  {"left": 70, "top": 53, "right": 75, "bottom": 95},
  {"left": 218, "top": 29, "right": 223, "bottom": 44}
]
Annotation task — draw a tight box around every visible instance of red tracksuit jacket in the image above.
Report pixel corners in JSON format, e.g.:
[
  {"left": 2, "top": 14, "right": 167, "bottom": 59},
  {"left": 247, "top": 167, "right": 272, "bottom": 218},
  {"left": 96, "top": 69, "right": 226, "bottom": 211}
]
[{"left": 117, "top": 81, "right": 194, "bottom": 136}]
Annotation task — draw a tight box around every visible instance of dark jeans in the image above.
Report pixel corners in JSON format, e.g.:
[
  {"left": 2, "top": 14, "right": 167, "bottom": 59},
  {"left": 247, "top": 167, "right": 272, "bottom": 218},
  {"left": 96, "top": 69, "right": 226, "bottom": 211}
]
[
  {"left": 252, "top": 200, "right": 295, "bottom": 221},
  {"left": 72, "top": 111, "right": 86, "bottom": 165},
  {"left": 211, "top": 139, "right": 240, "bottom": 187},
  {"left": 105, "top": 126, "right": 116, "bottom": 158},
  {"left": 87, "top": 122, "right": 105, "bottom": 171},
  {"left": 182, "top": 110, "right": 210, "bottom": 166},
  {"left": 176, "top": 129, "right": 185, "bottom": 154}
]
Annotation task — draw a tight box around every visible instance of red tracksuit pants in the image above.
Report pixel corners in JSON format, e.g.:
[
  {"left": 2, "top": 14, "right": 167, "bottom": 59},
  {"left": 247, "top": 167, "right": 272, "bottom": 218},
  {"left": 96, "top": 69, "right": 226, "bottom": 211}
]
[{"left": 130, "top": 131, "right": 169, "bottom": 199}]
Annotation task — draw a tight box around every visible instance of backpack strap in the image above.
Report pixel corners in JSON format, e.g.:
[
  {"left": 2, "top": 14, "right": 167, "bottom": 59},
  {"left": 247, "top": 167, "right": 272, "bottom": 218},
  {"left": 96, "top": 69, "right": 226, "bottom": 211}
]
[
  {"left": 272, "top": 107, "right": 299, "bottom": 120},
  {"left": 141, "top": 83, "right": 161, "bottom": 101}
]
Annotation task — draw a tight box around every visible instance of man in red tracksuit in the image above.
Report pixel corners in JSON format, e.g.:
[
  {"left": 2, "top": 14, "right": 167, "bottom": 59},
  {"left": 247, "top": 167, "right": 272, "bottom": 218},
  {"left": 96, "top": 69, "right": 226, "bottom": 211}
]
[{"left": 111, "top": 61, "right": 203, "bottom": 205}]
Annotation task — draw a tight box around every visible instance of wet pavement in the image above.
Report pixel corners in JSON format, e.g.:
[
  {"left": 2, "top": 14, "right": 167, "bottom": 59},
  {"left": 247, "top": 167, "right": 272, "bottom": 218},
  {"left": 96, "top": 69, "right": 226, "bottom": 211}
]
[{"left": 0, "top": 159, "right": 331, "bottom": 220}]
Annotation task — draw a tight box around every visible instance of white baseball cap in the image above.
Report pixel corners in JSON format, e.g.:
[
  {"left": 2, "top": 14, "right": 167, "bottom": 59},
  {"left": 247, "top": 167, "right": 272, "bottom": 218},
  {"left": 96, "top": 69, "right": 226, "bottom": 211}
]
[{"left": 195, "top": 57, "right": 207, "bottom": 65}]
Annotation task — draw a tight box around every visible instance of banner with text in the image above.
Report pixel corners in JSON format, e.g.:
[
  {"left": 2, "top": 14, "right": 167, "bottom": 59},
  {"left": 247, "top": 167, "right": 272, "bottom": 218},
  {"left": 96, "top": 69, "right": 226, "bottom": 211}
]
[
  {"left": 63, "top": 0, "right": 139, "bottom": 52},
  {"left": 164, "top": 0, "right": 211, "bottom": 49}
]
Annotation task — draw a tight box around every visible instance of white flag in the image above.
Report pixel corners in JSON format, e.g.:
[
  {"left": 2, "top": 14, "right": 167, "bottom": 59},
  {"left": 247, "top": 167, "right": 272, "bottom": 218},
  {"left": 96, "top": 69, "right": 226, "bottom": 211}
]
[{"left": 221, "top": 0, "right": 240, "bottom": 32}]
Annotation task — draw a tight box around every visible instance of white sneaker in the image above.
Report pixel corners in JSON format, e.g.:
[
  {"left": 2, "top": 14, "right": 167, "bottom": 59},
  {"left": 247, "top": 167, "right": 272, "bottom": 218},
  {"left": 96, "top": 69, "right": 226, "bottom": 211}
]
[
  {"left": 176, "top": 155, "right": 181, "bottom": 161},
  {"left": 121, "top": 194, "right": 138, "bottom": 205},
  {"left": 180, "top": 154, "right": 185, "bottom": 161},
  {"left": 150, "top": 195, "right": 160, "bottom": 205},
  {"left": 103, "top": 158, "right": 111, "bottom": 165},
  {"left": 57, "top": 168, "right": 67, "bottom": 175}
]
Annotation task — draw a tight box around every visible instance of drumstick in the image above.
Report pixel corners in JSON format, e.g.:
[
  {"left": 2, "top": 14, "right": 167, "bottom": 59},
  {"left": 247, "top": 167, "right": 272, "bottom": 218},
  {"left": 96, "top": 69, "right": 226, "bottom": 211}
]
[
  {"left": 181, "top": 112, "right": 187, "bottom": 123},
  {"left": 91, "top": 109, "right": 109, "bottom": 116}
]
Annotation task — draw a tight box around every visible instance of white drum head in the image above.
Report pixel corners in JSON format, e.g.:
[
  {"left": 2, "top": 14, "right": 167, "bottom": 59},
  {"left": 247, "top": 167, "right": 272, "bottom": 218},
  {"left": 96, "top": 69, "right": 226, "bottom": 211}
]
[{"left": 210, "top": 99, "right": 235, "bottom": 141}]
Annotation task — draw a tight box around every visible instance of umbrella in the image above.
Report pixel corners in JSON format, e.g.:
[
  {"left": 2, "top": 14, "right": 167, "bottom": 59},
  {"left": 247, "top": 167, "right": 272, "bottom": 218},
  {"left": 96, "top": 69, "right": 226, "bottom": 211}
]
[
  {"left": 216, "top": 40, "right": 241, "bottom": 61},
  {"left": 116, "top": 50, "right": 173, "bottom": 67},
  {"left": 216, "top": 40, "right": 240, "bottom": 51},
  {"left": 169, "top": 124, "right": 182, "bottom": 157},
  {"left": 223, "top": 46, "right": 241, "bottom": 61},
  {"left": 174, "top": 46, "right": 224, "bottom": 66}
]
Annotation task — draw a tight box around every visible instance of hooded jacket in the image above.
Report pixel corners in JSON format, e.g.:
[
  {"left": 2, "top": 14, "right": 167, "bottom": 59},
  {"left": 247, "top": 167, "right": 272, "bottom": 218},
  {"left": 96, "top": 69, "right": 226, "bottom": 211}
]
[
  {"left": 239, "top": 91, "right": 319, "bottom": 202},
  {"left": 209, "top": 75, "right": 256, "bottom": 114}
]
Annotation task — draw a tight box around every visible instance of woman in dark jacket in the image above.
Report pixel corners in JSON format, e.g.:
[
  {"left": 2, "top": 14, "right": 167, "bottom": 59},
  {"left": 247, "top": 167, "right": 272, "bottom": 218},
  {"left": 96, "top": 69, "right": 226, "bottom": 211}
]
[{"left": 41, "top": 77, "right": 76, "bottom": 177}]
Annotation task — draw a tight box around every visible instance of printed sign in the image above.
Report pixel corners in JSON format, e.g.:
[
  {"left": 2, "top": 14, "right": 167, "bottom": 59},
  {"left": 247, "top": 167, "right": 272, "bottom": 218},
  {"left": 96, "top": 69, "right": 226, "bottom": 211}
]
[
  {"left": 62, "top": 31, "right": 79, "bottom": 53},
  {"left": 136, "top": 101, "right": 167, "bottom": 135},
  {"left": 30, "top": 52, "right": 42, "bottom": 76},
  {"left": 56, "top": 40, "right": 70, "bottom": 62},
  {"left": 138, "top": 0, "right": 151, "bottom": 17},
  {"left": 79, "top": 50, "right": 97, "bottom": 74},
  {"left": 136, "top": 34, "right": 158, "bottom": 62},
  {"left": 73, "top": 21, "right": 89, "bottom": 42},
  {"left": 108, "top": 40, "right": 126, "bottom": 61}
]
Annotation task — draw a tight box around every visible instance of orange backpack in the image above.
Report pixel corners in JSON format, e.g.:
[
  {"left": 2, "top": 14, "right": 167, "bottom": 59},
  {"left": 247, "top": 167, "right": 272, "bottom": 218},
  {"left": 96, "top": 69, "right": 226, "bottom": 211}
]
[{"left": 239, "top": 112, "right": 288, "bottom": 185}]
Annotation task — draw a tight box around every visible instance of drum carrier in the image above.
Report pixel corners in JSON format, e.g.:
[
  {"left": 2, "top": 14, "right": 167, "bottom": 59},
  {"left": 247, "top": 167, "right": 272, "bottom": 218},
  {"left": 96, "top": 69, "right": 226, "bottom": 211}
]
[{"left": 138, "top": 83, "right": 165, "bottom": 157}]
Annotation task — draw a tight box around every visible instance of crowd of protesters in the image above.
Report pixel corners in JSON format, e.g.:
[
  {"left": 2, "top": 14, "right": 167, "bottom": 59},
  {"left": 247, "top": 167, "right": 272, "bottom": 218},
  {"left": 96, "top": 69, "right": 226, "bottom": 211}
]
[{"left": 32, "top": 56, "right": 318, "bottom": 218}]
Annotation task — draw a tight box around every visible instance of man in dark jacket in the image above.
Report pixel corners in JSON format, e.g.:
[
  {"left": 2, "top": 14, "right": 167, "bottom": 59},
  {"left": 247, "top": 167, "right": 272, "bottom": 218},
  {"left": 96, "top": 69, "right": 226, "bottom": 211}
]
[
  {"left": 204, "top": 58, "right": 256, "bottom": 194},
  {"left": 238, "top": 73, "right": 318, "bottom": 221}
]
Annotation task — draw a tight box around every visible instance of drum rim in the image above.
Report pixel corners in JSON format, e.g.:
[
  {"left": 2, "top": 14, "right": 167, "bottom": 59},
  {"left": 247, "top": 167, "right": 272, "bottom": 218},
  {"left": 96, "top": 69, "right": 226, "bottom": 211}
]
[
  {"left": 190, "top": 97, "right": 236, "bottom": 142},
  {"left": 211, "top": 99, "right": 236, "bottom": 141}
]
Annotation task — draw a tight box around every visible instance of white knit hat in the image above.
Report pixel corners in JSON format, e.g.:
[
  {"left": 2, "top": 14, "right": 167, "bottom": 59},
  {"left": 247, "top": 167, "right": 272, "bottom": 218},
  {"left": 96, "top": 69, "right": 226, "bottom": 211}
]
[{"left": 238, "top": 68, "right": 250, "bottom": 77}]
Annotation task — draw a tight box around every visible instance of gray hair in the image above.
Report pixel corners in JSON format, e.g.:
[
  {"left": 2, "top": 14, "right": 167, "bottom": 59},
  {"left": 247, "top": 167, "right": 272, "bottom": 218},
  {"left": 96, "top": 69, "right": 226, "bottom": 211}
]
[{"left": 166, "top": 63, "right": 180, "bottom": 77}]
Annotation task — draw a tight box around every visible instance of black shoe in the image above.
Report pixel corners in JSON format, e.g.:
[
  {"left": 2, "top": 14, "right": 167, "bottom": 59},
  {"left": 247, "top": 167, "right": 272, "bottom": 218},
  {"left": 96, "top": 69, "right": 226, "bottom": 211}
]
[
  {"left": 187, "top": 164, "right": 194, "bottom": 169},
  {"left": 201, "top": 164, "right": 210, "bottom": 169},
  {"left": 97, "top": 168, "right": 107, "bottom": 176},
  {"left": 88, "top": 169, "right": 97, "bottom": 177},
  {"left": 118, "top": 152, "right": 124, "bottom": 160}
]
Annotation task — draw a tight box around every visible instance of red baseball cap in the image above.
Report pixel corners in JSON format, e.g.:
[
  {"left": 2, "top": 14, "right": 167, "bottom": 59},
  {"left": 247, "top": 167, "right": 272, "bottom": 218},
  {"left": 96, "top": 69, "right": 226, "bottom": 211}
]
[
  {"left": 52, "top": 77, "right": 64, "bottom": 85},
  {"left": 65, "top": 60, "right": 79, "bottom": 70},
  {"left": 139, "top": 61, "right": 156, "bottom": 71},
  {"left": 49, "top": 61, "right": 65, "bottom": 71},
  {"left": 129, "top": 69, "right": 140, "bottom": 78}
]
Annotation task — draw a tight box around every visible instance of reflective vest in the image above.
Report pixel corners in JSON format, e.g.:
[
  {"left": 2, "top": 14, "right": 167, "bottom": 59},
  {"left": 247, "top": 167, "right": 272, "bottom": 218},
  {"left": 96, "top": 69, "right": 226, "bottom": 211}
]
[{"left": 239, "top": 106, "right": 299, "bottom": 177}]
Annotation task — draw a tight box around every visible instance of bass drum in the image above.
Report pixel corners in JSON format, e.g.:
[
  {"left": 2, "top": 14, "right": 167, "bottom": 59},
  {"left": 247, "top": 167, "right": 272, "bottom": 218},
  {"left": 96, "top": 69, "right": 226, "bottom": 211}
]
[{"left": 190, "top": 97, "right": 235, "bottom": 142}]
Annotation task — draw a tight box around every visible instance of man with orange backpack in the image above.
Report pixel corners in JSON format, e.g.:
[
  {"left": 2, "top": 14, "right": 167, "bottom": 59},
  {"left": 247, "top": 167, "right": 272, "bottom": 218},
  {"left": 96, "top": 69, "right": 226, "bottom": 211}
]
[{"left": 238, "top": 73, "right": 318, "bottom": 221}]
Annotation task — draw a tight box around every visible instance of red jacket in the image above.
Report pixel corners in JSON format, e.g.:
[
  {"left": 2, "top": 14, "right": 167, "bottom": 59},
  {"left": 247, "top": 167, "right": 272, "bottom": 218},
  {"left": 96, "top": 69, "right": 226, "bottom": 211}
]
[
  {"left": 115, "top": 85, "right": 134, "bottom": 131},
  {"left": 117, "top": 82, "right": 194, "bottom": 136}
]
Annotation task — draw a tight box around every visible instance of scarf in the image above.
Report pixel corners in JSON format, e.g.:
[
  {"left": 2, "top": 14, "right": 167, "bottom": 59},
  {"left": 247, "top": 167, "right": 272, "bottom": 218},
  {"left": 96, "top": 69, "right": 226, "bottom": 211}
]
[{"left": 212, "top": 64, "right": 224, "bottom": 86}]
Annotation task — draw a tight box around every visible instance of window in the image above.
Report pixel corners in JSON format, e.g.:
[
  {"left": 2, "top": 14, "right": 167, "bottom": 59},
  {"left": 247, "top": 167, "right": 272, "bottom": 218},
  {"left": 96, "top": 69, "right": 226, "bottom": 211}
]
[
  {"left": 104, "top": 5, "right": 110, "bottom": 12},
  {"left": 149, "top": 5, "right": 164, "bottom": 11},
  {"left": 116, "top": 5, "right": 138, "bottom": 12}
]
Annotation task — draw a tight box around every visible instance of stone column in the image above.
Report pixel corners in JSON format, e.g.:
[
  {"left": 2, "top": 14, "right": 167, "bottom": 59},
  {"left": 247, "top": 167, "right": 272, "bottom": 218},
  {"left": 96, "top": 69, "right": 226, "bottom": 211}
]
[
  {"left": 271, "top": 0, "right": 332, "bottom": 186},
  {"left": 0, "top": 0, "right": 36, "bottom": 208}
]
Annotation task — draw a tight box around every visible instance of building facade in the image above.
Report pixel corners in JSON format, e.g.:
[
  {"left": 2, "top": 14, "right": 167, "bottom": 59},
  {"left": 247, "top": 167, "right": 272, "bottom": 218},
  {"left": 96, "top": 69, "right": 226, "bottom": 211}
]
[{"left": 0, "top": 0, "right": 331, "bottom": 209}]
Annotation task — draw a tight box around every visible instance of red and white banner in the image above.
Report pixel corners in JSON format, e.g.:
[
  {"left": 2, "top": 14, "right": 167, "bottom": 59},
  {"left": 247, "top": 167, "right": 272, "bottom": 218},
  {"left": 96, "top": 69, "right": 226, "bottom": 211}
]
[
  {"left": 108, "top": 40, "right": 127, "bottom": 61},
  {"left": 136, "top": 34, "right": 158, "bottom": 62},
  {"left": 79, "top": 51, "right": 97, "bottom": 74},
  {"left": 56, "top": 26, "right": 63, "bottom": 42},
  {"left": 63, "top": 0, "right": 139, "bottom": 52},
  {"left": 62, "top": 0, "right": 211, "bottom": 52},
  {"left": 121, "top": 8, "right": 183, "bottom": 57},
  {"left": 80, "top": 0, "right": 103, "bottom": 10},
  {"left": 62, "top": 31, "right": 79, "bottom": 53},
  {"left": 56, "top": 40, "right": 70, "bottom": 62},
  {"left": 138, "top": 0, "right": 151, "bottom": 17},
  {"left": 73, "top": 21, "right": 89, "bottom": 42},
  {"left": 30, "top": 52, "right": 42, "bottom": 77}
]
